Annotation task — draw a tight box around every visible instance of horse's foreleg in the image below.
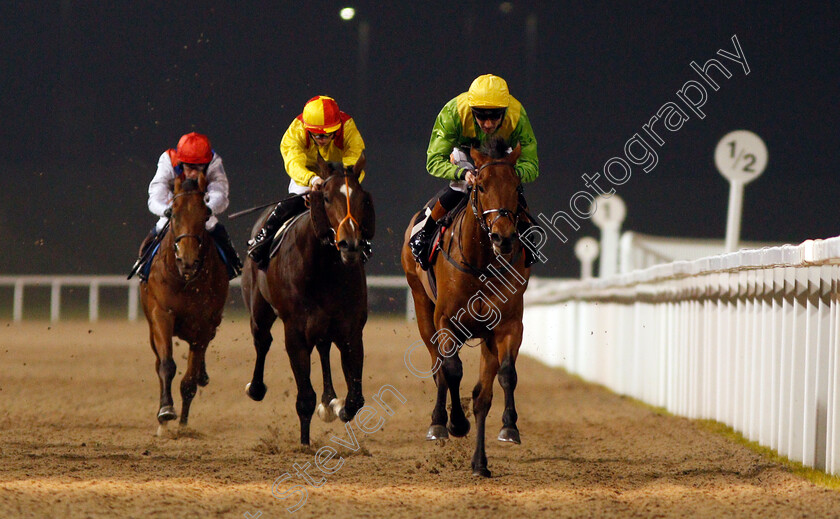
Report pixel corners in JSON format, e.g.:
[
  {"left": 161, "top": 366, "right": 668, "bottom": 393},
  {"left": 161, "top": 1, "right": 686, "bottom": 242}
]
[
  {"left": 286, "top": 330, "right": 316, "bottom": 445},
  {"left": 337, "top": 333, "right": 365, "bottom": 423},
  {"left": 246, "top": 295, "right": 276, "bottom": 402},
  {"left": 315, "top": 341, "right": 340, "bottom": 422},
  {"left": 472, "top": 342, "right": 500, "bottom": 477},
  {"left": 149, "top": 312, "right": 177, "bottom": 425},
  {"left": 442, "top": 353, "right": 470, "bottom": 438},
  {"left": 495, "top": 322, "right": 523, "bottom": 444},
  {"left": 179, "top": 342, "right": 206, "bottom": 426}
]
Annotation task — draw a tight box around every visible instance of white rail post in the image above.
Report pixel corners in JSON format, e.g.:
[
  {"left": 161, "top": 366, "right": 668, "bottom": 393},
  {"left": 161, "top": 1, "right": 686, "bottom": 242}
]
[
  {"left": 89, "top": 280, "right": 100, "bottom": 322},
  {"left": 128, "top": 282, "right": 139, "bottom": 321},
  {"left": 50, "top": 281, "right": 61, "bottom": 323},
  {"left": 590, "top": 194, "right": 626, "bottom": 278},
  {"left": 13, "top": 280, "right": 24, "bottom": 322}
]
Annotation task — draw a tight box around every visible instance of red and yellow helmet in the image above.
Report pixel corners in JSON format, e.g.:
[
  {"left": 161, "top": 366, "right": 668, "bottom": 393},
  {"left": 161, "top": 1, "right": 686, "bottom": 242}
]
[
  {"left": 467, "top": 74, "right": 511, "bottom": 108},
  {"left": 175, "top": 132, "right": 213, "bottom": 164},
  {"left": 302, "top": 95, "right": 342, "bottom": 133}
]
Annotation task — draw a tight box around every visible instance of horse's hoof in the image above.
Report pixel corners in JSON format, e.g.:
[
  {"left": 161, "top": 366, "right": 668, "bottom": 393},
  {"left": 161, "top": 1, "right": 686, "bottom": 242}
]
[
  {"left": 426, "top": 424, "right": 449, "bottom": 441},
  {"left": 472, "top": 467, "right": 492, "bottom": 478},
  {"left": 157, "top": 405, "right": 177, "bottom": 423},
  {"left": 317, "top": 398, "right": 340, "bottom": 423},
  {"left": 447, "top": 418, "right": 471, "bottom": 438},
  {"left": 197, "top": 371, "right": 209, "bottom": 387},
  {"left": 245, "top": 382, "right": 267, "bottom": 401},
  {"left": 498, "top": 427, "right": 521, "bottom": 444}
]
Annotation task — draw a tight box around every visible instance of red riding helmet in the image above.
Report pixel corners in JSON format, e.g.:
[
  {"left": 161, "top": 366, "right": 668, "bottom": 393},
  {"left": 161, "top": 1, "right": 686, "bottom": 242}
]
[
  {"left": 302, "top": 96, "right": 342, "bottom": 133},
  {"left": 175, "top": 132, "right": 213, "bottom": 164}
]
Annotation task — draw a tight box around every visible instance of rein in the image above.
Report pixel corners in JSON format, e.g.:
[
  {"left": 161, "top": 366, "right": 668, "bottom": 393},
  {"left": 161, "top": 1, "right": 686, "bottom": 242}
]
[{"left": 320, "top": 173, "right": 363, "bottom": 250}]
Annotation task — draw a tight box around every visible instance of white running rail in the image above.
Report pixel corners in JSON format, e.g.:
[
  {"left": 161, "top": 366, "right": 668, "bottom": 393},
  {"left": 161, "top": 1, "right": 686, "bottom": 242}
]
[
  {"left": 0, "top": 275, "right": 410, "bottom": 322},
  {"left": 522, "top": 235, "right": 840, "bottom": 475}
]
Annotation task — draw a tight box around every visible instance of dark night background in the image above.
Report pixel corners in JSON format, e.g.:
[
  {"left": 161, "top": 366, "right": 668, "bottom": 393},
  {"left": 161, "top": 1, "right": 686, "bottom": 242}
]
[{"left": 2, "top": 1, "right": 838, "bottom": 279}]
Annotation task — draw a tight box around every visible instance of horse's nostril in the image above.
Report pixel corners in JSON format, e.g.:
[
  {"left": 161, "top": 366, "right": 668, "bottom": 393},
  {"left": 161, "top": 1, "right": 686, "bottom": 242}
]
[{"left": 491, "top": 233, "right": 502, "bottom": 244}]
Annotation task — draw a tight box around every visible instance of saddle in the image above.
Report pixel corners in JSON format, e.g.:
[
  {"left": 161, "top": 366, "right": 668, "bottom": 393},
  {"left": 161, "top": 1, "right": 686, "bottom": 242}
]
[
  {"left": 136, "top": 226, "right": 238, "bottom": 282},
  {"left": 410, "top": 193, "right": 469, "bottom": 303},
  {"left": 268, "top": 210, "right": 309, "bottom": 262}
]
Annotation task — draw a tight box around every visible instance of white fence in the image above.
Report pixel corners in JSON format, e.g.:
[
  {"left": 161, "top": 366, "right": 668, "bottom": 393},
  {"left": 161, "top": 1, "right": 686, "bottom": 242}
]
[
  {"left": 619, "top": 231, "right": 782, "bottom": 273},
  {"left": 0, "top": 275, "right": 410, "bottom": 322},
  {"left": 522, "top": 235, "right": 840, "bottom": 475}
]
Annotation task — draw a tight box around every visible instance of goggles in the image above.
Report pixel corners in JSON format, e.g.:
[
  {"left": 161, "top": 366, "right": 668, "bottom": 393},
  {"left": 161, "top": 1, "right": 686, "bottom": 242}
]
[
  {"left": 309, "top": 131, "right": 336, "bottom": 140},
  {"left": 471, "top": 107, "right": 506, "bottom": 121}
]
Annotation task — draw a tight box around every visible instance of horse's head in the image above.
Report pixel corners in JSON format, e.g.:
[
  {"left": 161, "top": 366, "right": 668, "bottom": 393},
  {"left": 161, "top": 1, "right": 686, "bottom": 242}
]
[
  {"left": 309, "top": 152, "right": 375, "bottom": 265},
  {"left": 171, "top": 172, "right": 210, "bottom": 279},
  {"left": 469, "top": 137, "right": 522, "bottom": 256}
]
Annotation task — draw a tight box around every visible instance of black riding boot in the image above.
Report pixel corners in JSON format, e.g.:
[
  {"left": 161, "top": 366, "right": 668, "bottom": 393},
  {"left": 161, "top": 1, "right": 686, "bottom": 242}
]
[
  {"left": 209, "top": 223, "right": 243, "bottom": 279},
  {"left": 247, "top": 196, "right": 306, "bottom": 270},
  {"left": 409, "top": 188, "right": 464, "bottom": 270},
  {"left": 129, "top": 226, "right": 158, "bottom": 280}
]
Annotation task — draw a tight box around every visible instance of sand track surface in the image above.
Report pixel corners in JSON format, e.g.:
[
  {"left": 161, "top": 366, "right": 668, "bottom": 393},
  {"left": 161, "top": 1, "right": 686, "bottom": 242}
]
[{"left": 1, "top": 318, "right": 839, "bottom": 518}]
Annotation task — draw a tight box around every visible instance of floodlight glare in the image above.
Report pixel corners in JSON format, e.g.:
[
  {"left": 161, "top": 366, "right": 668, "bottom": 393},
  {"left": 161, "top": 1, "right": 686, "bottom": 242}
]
[{"left": 340, "top": 7, "right": 356, "bottom": 20}]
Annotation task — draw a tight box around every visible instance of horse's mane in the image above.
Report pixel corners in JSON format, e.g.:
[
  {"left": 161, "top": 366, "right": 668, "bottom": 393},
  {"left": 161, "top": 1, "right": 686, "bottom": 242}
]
[
  {"left": 480, "top": 136, "right": 510, "bottom": 159},
  {"left": 181, "top": 178, "right": 200, "bottom": 192}
]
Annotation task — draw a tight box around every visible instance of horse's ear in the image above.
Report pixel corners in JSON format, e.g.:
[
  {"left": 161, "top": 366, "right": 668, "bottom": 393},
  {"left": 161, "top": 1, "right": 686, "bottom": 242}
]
[
  {"left": 507, "top": 143, "right": 522, "bottom": 164},
  {"left": 352, "top": 152, "right": 366, "bottom": 180},
  {"left": 316, "top": 151, "right": 330, "bottom": 179},
  {"left": 470, "top": 146, "right": 487, "bottom": 167}
]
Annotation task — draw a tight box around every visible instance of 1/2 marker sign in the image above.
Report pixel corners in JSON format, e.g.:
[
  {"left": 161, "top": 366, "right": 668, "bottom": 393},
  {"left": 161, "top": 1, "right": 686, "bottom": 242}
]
[{"left": 714, "top": 130, "right": 768, "bottom": 184}]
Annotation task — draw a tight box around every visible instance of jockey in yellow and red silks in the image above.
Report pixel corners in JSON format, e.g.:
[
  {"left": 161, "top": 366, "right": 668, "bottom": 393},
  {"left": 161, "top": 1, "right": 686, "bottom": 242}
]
[
  {"left": 247, "top": 95, "right": 367, "bottom": 269},
  {"left": 409, "top": 74, "right": 541, "bottom": 270}
]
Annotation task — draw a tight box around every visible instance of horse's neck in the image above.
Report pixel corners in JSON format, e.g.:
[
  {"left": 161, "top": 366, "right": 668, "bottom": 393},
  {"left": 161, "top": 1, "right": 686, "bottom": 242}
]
[{"left": 456, "top": 206, "right": 494, "bottom": 269}]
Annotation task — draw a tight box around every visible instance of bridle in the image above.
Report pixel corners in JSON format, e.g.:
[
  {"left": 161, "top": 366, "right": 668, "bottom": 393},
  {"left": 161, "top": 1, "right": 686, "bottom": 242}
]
[
  {"left": 319, "top": 173, "right": 367, "bottom": 252},
  {"left": 170, "top": 188, "right": 207, "bottom": 260},
  {"left": 470, "top": 160, "right": 521, "bottom": 238}
]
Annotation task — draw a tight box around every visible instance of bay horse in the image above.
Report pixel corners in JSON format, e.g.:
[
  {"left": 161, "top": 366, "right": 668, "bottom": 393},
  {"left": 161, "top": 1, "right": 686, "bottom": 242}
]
[
  {"left": 242, "top": 154, "right": 375, "bottom": 445},
  {"left": 401, "top": 137, "right": 530, "bottom": 477},
  {"left": 140, "top": 171, "right": 229, "bottom": 436}
]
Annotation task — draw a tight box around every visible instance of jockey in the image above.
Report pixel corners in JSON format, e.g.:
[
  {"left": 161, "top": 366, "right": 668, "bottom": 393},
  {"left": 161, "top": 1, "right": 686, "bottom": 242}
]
[
  {"left": 246, "top": 95, "right": 367, "bottom": 270},
  {"left": 131, "top": 132, "right": 242, "bottom": 280},
  {"left": 409, "top": 74, "right": 541, "bottom": 270}
]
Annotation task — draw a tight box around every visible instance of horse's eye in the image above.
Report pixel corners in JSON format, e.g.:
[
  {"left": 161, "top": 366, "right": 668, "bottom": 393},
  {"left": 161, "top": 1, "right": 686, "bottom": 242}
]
[
  {"left": 477, "top": 185, "right": 485, "bottom": 193},
  {"left": 323, "top": 195, "right": 330, "bottom": 203}
]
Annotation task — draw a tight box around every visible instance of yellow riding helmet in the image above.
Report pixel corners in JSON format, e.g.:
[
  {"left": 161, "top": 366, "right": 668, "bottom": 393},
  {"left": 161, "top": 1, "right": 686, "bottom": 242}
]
[
  {"left": 302, "top": 95, "right": 342, "bottom": 133},
  {"left": 467, "top": 74, "right": 511, "bottom": 108}
]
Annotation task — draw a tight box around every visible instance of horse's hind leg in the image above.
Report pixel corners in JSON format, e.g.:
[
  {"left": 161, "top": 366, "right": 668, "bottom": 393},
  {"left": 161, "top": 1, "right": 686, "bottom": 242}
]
[
  {"left": 179, "top": 341, "right": 207, "bottom": 427},
  {"left": 286, "top": 328, "right": 316, "bottom": 445},
  {"left": 315, "top": 340, "right": 340, "bottom": 422},
  {"left": 246, "top": 293, "right": 276, "bottom": 401},
  {"left": 337, "top": 331, "right": 365, "bottom": 423},
  {"left": 471, "top": 341, "right": 500, "bottom": 477}
]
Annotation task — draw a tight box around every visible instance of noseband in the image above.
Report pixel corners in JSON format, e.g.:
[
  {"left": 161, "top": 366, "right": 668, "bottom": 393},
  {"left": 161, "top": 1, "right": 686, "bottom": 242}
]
[{"left": 471, "top": 161, "right": 521, "bottom": 237}]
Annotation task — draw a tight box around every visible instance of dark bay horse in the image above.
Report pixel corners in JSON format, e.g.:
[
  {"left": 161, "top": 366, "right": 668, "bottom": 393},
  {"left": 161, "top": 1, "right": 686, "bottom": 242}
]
[
  {"left": 242, "top": 154, "right": 375, "bottom": 445},
  {"left": 140, "top": 172, "right": 229, "bottom": 436},
  {"left": 401, "top": 137, "right": 530, "bottom": 477}
]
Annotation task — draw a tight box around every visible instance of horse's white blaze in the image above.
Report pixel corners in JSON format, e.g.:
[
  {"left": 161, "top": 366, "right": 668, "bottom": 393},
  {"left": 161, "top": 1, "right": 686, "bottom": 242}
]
[{"left": 339, "top": 184, "right": 353, "bottom": 198}]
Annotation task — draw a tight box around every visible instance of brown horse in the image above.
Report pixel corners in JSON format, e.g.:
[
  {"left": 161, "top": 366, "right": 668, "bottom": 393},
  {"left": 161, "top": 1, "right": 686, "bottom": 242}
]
[
  {"left": 241, "top": 154, "right": 375, "bottom": 445},
  {"left": 401, "top": 137, "right": 530, "bottom": 477},
  {"left": 140, "top": 172, "right": 229, "bottom": 436}
]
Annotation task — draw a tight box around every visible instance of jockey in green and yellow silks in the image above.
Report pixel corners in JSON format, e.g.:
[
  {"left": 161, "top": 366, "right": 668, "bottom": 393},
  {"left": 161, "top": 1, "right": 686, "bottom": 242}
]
[{"left": 410, "top": 74, "right": 541, "bottom": 270}]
